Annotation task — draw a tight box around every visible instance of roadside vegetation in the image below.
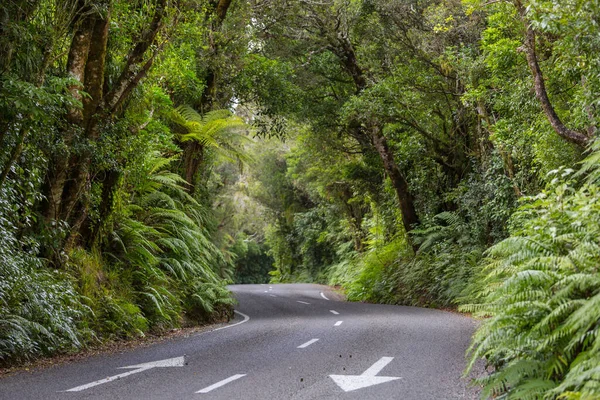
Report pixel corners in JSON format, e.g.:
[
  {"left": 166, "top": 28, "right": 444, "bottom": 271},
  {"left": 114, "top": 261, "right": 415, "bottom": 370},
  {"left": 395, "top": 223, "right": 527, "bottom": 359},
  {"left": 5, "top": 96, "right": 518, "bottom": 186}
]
[{"left": 1, "top": 0, "right": 599, "bottom": 398}]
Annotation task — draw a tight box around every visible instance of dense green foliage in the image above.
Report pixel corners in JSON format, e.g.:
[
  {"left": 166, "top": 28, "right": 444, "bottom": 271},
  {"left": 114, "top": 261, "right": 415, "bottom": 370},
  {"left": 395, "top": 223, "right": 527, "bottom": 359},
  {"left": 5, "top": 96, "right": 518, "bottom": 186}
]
[
  {"left": 462, "top": 152, "right": 600, "bottom": 399},
  {"left": 1, "top": 0, "right": 599, "bottom": 398},
  {"left": 0, "top": 0, "right": 254, "bottom": 365},
  {"left": 236, "top": 0, "right": 600, "bottom": 398}
]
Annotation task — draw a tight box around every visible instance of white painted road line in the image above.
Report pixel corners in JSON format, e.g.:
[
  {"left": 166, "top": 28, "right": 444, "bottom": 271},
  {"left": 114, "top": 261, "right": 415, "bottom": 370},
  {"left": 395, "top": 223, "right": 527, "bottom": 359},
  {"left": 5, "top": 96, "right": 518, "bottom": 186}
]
[
  {"left": 196, "top": 374, "right": 246, "bottom": 394},
  {"left": 297, "top": 339, "right": 319, "bottom": 349},
  {"left": 330, "top": 310, "right": 340, "bottom": 315},
  {"left": 320, "top": 292, "right": 330, "bottom": 300},
  {"left": 264, "top": 290, "right": 268, "bottom": 293},
  {"left": 329, "top": 356, "right": 401, "bottom": 392},
  {"left": 296, "top": 301, "right": 310, "bottom": 305},
  {"left": 363, "top": 357, "right": 395, "bottom": 376},
  {"left": 213, "top": 310, "right": 250, "bottom": 332},
  {"left": 334, "top": 321, "right": 343, "bottom": 326},
  {"left": 64, "top": 356, "right": 185, "bottom": 392},
  {"left": 65, "top": 368, "right": 149, "bottom": 392}
]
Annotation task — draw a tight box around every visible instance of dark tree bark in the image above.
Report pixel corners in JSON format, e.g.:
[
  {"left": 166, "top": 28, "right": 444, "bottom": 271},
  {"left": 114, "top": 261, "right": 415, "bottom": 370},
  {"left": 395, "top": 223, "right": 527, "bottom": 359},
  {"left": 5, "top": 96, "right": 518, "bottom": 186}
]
[
  {"left": 59, "top": 9, "right": 112, "bottom": 226},
  {"left": 82, "top": 168, "right": 122, "bottom": 247},
  {"left": 183, "top": 141, "right": 205, "bottom": 194},
  {"left": 370, "top": 125, "right": 419, "bottom": 233},
  {"left": 82, "top": 13, "right": 111, "bottom": 130},
  {"left": 214, "top": 0, "right": 233, "bottom": 21},
  {"left": 41, "top": 6, "right": 94, "bottom": 222}
]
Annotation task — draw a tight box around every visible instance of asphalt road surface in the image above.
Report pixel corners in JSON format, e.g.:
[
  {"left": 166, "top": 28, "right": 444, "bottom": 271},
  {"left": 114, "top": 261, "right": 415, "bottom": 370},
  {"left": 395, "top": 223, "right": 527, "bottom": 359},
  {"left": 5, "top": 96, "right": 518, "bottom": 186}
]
[{"left": 0, "top": 284, "right": 480, "bottom": 399}]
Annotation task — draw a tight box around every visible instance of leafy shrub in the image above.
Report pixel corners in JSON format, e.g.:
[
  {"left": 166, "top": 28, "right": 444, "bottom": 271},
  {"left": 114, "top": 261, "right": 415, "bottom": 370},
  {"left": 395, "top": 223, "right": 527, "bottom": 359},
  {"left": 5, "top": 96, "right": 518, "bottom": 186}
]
[
  {"left": 105, "top": 152, "right": 232, "bottom": 331},
  {"left": 183, "top": 281, "right": 236, "bottom": 323},
  {"left": 462, "top": 161, "right": 600, "bottom": 399},
  {"left": 328, "top": 237, "right": 408, "bottom": 303},
  {"left": 231, "top": 237, "right": 274, "bottom": 284},
  {"left": 391, "top": 212, "right": 485, "bottom": 308},
  {"left": 0, "top": 195, "right": 87, "bottom": 365},
  {"left": 96, "top": 298, "right": 148, "bottom": 339}
]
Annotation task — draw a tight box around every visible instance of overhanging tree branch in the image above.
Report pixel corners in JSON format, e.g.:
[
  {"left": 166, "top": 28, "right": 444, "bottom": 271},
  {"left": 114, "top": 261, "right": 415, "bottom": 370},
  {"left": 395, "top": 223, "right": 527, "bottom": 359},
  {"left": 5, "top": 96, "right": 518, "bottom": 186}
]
[
  {"left": 104, "top": 0, "right": 167, "bottom": 114},
  {"left": 516, "top": 2, "right": 590, "bottom": 147}
]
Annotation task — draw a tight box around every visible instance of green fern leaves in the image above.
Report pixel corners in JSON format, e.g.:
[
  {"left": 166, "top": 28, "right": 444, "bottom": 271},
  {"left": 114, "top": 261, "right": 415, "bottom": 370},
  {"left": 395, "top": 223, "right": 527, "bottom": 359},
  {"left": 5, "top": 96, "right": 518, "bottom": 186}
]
[
  {"left": 463, "top": 165, "right": 600, "bottom": 399},
  {"left": 171, "top": 105, "right": 251, "bottom": 164}
]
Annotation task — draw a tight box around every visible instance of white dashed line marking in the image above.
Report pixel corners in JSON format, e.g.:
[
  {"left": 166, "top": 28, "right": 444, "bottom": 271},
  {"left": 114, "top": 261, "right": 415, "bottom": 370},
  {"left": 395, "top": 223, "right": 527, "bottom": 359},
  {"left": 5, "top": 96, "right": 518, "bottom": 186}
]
[
  {"left": 296, "top": 301, "right": 310, "bottom": 305},
  {"left": 329, "top": 310, "right": 340, "bottom": 315},
  {"left": 297, "top": 339, "right": 319, "bottom": 349},
  {"left": 196, "top": 374, "right": 246, "bottom": 393},
  {"left": 320, "top": 292, "right": 330, "bottom": 300},
  {"left": 334, "top": 321, "right": 343, "bottom": 326}
]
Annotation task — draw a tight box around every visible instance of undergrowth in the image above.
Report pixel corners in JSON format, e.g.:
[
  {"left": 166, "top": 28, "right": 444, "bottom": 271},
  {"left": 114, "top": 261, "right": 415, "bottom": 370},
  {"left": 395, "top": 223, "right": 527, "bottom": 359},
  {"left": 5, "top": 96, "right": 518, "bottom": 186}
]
[{"left": 460, "top": 158, "right": 600, "bottom": 398}]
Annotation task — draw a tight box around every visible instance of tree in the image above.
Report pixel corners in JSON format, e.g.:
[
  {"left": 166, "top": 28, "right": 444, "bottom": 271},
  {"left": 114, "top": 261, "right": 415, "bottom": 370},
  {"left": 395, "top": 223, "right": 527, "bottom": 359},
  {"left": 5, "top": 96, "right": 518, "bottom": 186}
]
[{"left": 39, "top": 0, "right": 172, "bottom": 247}]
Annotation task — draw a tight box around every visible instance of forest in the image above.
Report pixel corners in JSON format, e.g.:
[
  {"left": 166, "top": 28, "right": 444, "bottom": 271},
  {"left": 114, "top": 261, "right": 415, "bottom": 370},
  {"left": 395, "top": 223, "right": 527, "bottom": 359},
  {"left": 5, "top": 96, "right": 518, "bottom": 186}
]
[{"left": 1, "top": 0, "right": 599, "bottom": 398}]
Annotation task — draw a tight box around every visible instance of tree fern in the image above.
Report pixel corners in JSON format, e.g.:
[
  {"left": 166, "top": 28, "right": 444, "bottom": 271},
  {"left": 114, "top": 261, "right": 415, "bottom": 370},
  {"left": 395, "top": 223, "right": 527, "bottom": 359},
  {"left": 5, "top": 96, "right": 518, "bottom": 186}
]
[{"left": 171, "top": 105, "right": 252, "bottom": 165}]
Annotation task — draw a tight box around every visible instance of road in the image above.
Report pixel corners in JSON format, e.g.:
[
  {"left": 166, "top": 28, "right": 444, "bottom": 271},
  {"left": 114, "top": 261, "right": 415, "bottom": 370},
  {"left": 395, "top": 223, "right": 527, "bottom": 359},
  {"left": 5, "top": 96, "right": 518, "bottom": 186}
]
[{"left": 0, "top": 284, "right": 480, "bottom": 399}]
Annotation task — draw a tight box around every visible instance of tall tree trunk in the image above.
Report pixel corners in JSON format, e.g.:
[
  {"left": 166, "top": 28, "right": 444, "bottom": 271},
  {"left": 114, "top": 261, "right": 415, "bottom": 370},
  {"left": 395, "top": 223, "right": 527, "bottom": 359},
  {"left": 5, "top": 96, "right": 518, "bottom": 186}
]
[
  {"left": 41, "top": 0, "right": 168, "bottom": 253},
  {"left": 182, "top": 0, "right": 233, "bottom": 191},
  {"left": 370, "top": 125, "right": 419, "bottom": 234},
  {"left": 328, "top": 28, "right": 420, "bottom": 238},
  {"left": 60, "top": 10, "right": 111, "bottom": 227},
  {"left": 83, "top": 168, "right": 122, "bottom": 247},
  {"left": 183, "top": 142, "right": 205, "bottom": 194},
  {"left": 41, "top": 9, "right": 94, "bottom": 222},
  {"left": 83, "top": 13, "right": 111, "bottom": 130}
]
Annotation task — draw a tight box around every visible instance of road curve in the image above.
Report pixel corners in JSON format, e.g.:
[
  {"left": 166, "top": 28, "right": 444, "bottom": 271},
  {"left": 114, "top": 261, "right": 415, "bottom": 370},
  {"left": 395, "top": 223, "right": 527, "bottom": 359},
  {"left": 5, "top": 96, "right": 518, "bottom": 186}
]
[{"left": 0, "top": 284, "right": 479, "bottom": 399}]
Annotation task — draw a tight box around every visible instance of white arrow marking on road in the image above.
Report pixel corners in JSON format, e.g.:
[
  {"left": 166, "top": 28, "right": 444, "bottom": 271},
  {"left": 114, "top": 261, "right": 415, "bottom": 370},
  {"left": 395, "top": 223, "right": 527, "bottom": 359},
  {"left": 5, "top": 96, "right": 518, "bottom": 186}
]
[
  {"left": 329, "top": 357, "right": 401, "bottom": 392},
  {"left": 334, "top": 321, "right": 343, "bottom": 326},
  {"left": 329, "top": 310, "right": 339, "bottom": 315},
  {"left": 320, "top": 292, "right": 330, "bottom": 300},
  {"left": 196, "top": 374, "right": 246, "bottom": 393},
  {"left": 296, "top": 301, "right": 310, "bottom": 305},
  {"left": 64, "top": 356, "right": 185, "bottom": 392}
]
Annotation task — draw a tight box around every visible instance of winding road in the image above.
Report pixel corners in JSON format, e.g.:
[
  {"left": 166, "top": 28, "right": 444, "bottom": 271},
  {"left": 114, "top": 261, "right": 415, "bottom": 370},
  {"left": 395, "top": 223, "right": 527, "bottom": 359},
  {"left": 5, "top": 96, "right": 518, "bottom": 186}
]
[{"left": 0, "top": 284, "right": 480, "bottom": 399}]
